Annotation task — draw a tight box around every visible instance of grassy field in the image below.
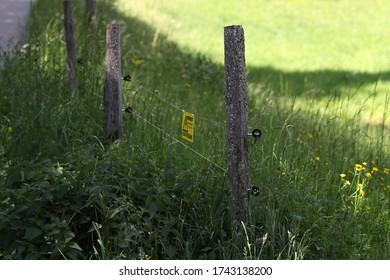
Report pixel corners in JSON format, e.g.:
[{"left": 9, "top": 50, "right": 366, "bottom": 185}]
[
  {"left": 0, "top": 0, "right": 389, "bottom": 259},
  {"left": 123, "top": 0, "right": 390, "bottom": 125}
]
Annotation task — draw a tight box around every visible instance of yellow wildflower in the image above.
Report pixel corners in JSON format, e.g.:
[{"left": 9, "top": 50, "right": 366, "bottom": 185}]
[
  {"left": 345, "top": 180, "right": 351, "bottom": 186},
  {"left": 365, "top": 172, "right": 372, "bottom": 179},
  {"left": 315, "top": 156, "right": 320, "bottom": 161},
  {"left": 340, "top": 173, "right": 347, "bottom": 178},
  {"left": 372, "top": 167, "right": 379, "bottom": 173},
  {"left": 355, "top": 164, "right": 365, "bottom": 172},
  {"left": 131, "top": 58, "right": 144, "bottom": 66}
]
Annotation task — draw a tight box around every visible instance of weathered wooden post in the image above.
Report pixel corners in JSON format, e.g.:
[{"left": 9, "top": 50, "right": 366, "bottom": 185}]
[
  {"left": 224, "top": 25, "right": 251, "bottom": 240},
  {"left": 104, "top": 24, "right": 123, "bottom": 142},
  {"left": 86, "top": 0, "right": 96, "bottom": 23},
  {"left": 63, "top": 0, "right": 78, "bottom": 89}
]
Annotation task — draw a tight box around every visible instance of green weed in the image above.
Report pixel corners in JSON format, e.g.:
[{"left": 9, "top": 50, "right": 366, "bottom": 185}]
[{"left": 0, "top": 0, "right": 388, "bottom": 259}]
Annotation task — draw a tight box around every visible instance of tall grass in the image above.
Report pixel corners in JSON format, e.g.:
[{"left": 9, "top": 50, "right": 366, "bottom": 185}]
[{"left": 0, "top": 0, "right": 388, "bottom": 259}]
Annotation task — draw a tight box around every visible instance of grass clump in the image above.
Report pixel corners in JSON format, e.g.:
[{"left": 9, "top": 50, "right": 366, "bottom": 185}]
[{"left": 0, "top": 0, "right": 388, "bottom": 259}]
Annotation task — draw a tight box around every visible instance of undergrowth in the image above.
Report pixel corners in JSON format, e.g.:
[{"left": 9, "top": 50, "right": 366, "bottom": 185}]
[{"left": 0, "top": 0, "right": 388, "bottom": 259}]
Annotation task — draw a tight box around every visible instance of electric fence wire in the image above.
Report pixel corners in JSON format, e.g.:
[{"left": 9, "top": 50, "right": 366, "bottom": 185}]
[
  {"left": 121, "top": 77, "right": 231, "bottom": 172},
  {"left": 125, "top": 80, "right": 226, "bottom": 129},
  {"left": 128, "top": 109, "right": 227, "bottom": 173},
  {"left": 121, "top": 77, "right": 266, "bottom": 175}
]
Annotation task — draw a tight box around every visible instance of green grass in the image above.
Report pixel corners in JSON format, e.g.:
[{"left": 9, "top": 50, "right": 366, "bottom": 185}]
[
  {"left": 123, "top": 0, "right": 390, "bottom": 71},
  {"left": 0, "top": 0, "right": 389, "bottom": 259},
  {"left": 123, "top": 0, "right": 390, "bottom": 126}
]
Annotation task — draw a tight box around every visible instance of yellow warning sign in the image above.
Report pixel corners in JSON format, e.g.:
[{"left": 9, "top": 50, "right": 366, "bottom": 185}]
[{"left": 181, "top": 112, "right": 195, "bottom": 142}]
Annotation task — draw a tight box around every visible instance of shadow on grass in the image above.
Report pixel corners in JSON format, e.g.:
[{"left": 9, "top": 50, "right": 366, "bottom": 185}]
[
  {"left": 101, "top": 0, "right": 389, "bottom": 130},
  {"left": 1, "top": 0, "right": 388, "bottom": 260},
  {"left": 247, "top": 66, "right": 390, "bottom": 97},
  {"left": 64, "top": 0, "right": 390, "bottom": 260},
  {"left": 97, "top": 1, "right": 390, "bottom": 101}
]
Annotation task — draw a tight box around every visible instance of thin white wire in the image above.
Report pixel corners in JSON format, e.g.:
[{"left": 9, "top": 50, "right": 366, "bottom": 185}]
[
  {"left": 130, "top": 110, "right": 227, "bottom": 173},
  {"left": 129, "top": 81, "right": 226, "bottom": 128}
]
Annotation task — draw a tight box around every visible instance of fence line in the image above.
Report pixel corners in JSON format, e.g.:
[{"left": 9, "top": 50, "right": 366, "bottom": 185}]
[
  {"left": 128, "top": 109, "right": 227, "bottom": 173},
  {"left": 120, "top": 75, "right": 261, "bottom": 176},
  {"left": 125, "top": 80, "right": 226, "bottom": 129}
]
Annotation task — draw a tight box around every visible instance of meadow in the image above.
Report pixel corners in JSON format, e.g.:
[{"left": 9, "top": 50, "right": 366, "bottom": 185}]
[{"left": 0, "top": 0, "right": 388, "bottom": 259}]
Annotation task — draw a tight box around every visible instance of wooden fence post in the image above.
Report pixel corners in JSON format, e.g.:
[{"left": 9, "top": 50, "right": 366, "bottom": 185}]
[
  {"left": 86, "top": 0, "right": 96, "bottom": 23},
  {"left": 104, "top": 24, "right": 123, "bottom": 142},
  {"left": 224, "top": 25, "right": 251, "bottom": 240},
  {"left": 63, "top": 0, "right": 78, "bottom": 89}
]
